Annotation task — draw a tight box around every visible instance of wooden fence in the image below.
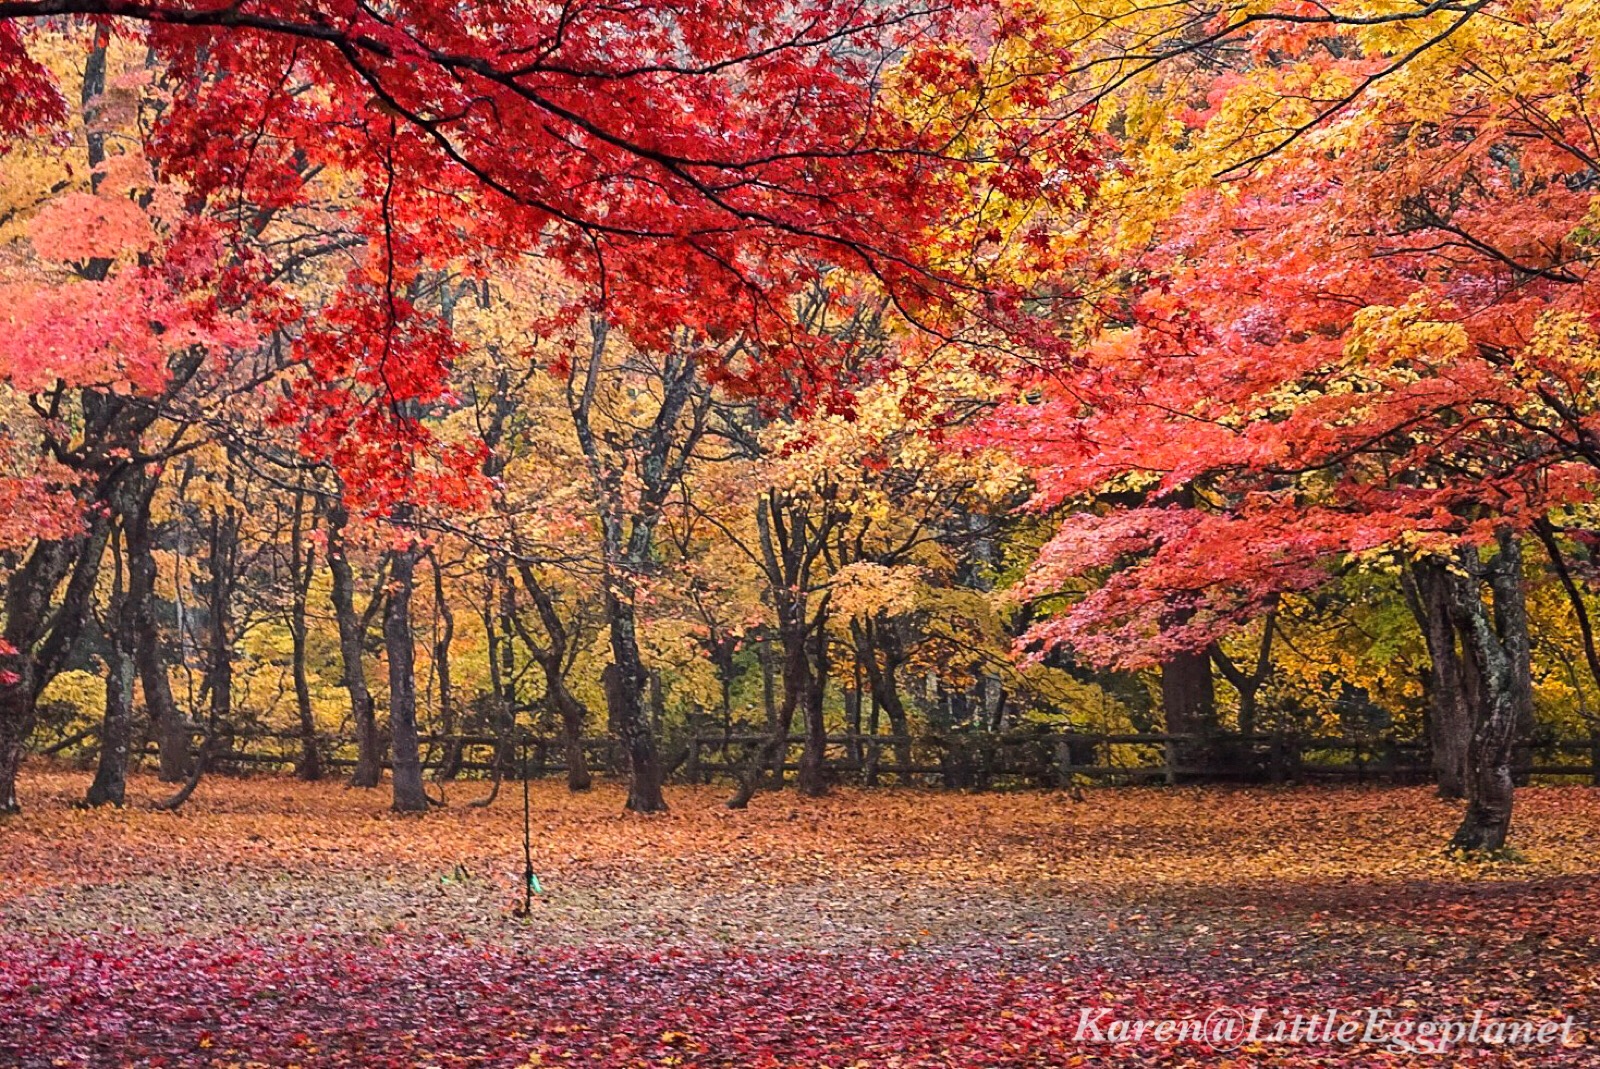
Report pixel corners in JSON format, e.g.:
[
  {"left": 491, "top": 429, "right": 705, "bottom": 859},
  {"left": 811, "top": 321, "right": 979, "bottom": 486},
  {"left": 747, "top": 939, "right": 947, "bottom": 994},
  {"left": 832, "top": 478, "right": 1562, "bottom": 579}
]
[
  {"left": 686, "top": 731, "right": 1600, "bottom": 786},
  {"left": 64, "top": 725, "right": 1600, "bottom": 788}
]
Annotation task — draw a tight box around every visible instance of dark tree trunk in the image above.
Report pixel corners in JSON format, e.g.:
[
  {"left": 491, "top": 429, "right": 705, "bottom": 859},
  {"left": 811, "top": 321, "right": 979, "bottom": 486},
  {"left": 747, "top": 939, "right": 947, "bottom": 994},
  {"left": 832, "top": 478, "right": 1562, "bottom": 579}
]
[
  {"left": 385, "top": 541, "right": 430, "bottom": 813},
  {"left": 755, "top": 640, "right": 789, "bottom": 786},
  {"left": 203, "top": 503, "right": 239, "bottom": 747},
  {"left": 729, "top": 637, "right": 787, "bottom": 809},
  {"left": 1211, "top": 610, "right": 1275, "bottom": 739},
  {"left": 116, "top": 470, "right": 186, "bottom": 783},
  {"left": 429, "top": 551, "right": 459, "bottom": 781},
  {"left": 713, "top": 639, "right": 736, "bottom": 739},
  {"left": 1, "top": 526, "right": 108, "bottom": 814},
  {"left": 790, "top": 599, "right": 830, "bottom": 798},
  {"left": 483, "top": 566, "right": 508, "bottom": 774},
  {"left": 289, "top": 488, "right": 321, "bottom": 781},
  {"left": 603, "top": 583, "right": 667, "bottom": 812},
  {"left": 327, "top": 499, "right": 380, "bottom": 788},
  {"left": 1160, "top": 648, "right": 1218, "bottom": 778},
  {"left": 778, "top": 604, "right": 813, "bottom": 792},
  {"left": 1448, "top": 533, "right": 1529, "bottom": 853},
  {"left": 858, "top": 619, "right": 912, "bottom": 780},
  {"left": 87, "top": 529, "right": 134, "bottom": 807},
  {"left": 509, "top": 562, "right": 593, "bottom": 792},
  {"left": 568, "top": 316, "right": 711, "bottom": 814},
  {"left": 550, "top": 673, "right": 593, "bottom": 792},
  {"left": 846, "top": 661, "right": 863, "bottom": 736},
  {"left": 865, "top": 679, "right": 882, "bottom": 786},
  {"left": 85, "top": 629, "right": 134, "bottom": 807},
  {"left": 1405, "top": 558, "right": 1474, "bottom": 799},
  {"left": 492, "top": 567, "right": 518, "bottom": 775},
  {"left": 0, "top": 682, "right": 32, "bottom": 815}
]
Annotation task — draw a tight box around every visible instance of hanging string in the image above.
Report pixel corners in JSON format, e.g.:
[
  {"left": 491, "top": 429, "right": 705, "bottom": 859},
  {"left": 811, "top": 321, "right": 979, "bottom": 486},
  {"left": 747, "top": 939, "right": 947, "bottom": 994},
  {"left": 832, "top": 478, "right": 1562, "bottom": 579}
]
[{"left": 517, "top": 721, "right": 541, "bottom": 915}]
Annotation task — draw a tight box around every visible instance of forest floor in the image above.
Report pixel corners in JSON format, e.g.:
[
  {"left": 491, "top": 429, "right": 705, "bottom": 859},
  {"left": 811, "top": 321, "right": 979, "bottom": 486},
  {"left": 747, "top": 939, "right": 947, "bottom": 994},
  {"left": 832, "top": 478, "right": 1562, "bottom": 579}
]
[{"left": 2, "top": 767, "right": 1598, "bottom": 1067}]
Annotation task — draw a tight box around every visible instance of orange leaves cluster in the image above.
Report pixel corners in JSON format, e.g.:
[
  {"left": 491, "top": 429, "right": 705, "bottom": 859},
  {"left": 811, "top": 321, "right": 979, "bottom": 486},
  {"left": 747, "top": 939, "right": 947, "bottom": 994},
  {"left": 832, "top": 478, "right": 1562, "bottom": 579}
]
[{"left": 27, "top": 190, "right": 154, "bottom": 263}]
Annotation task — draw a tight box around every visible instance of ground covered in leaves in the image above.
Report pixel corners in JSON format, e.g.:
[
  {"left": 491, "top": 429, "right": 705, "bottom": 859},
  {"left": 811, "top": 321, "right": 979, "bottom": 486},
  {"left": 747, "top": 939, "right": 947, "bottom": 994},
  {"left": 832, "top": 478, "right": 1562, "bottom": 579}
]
[{"left": 3, "top": 767, "right": 1598, "bottom": 1066}]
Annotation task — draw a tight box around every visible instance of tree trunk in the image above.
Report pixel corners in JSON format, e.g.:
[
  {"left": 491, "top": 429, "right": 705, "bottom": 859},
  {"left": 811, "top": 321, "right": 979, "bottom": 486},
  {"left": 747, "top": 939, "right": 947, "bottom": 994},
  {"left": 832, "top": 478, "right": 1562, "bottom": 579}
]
[
  {"left": 792, "top": 600, "right": 830, "bottom": 798},
  {"left": 728, "top": 638, "right": 787, "bottom": 809},
  {"left": 603, "top": 581, "right": 667, "bottom": 812},
  {"left": 1, "top": 528, "right": 107, "bottom": 814},
  {"left": 549, "top": 672, "right": 593, "bottom": 792},
  {"left": 203, "top": 505, "right": 238, "bottom": 750},
  {"left": 289, "top": 489, "right": 321, "bottom": 781},
  {"left": 0, "top": 684, "right": 31, "bottom": 815},
  {"left": 327, "top": 499, "right": 380, "bottom": 788},
  {"left": 713, "top": 639, "right": 736, "bottom": 740},
  {"left": 1160, "top": 648, "right": 1218, "bottom": 779},
  {"left": 118, "top": 471, "right": 186, "bottom": 783},
  {"left": 87, "top": 529, "right": 134, "bottom": 807},
  {"left": 429, "top": 551, "right": 459, "bottom": 780},
  {"left": 567, "top": 315, "right": 710, "bottom": 814},
  {"left": 509, "top": 562, "right": 592, "bottom": 791},
  {"left": 289, "top": 615, "right": 320, "bottom": 782},
  {"left": 754, "top": 640, "right": 788, "bottom": 786},
  {"left": 86, "top": 633, "right": 134, "bottom": 807},
  {"left": 385, "top": 541, "right": 430, "bottom": 813},
  {"left": 1405, "top": 558, "right": 1473, "bottom": 799},
  {"left": 858, "top": 620, "right": 912, "bottom": 779},
  {"left": 1448, "top": 533, "right": 1529, "bottom": 853}
]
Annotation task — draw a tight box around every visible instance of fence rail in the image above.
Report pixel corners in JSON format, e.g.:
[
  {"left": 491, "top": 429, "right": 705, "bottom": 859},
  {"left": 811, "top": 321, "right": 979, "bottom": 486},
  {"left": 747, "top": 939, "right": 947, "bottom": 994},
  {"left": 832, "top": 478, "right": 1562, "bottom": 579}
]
[{"left": 47, "top": 724, "right": 1597, "bottom": 788}]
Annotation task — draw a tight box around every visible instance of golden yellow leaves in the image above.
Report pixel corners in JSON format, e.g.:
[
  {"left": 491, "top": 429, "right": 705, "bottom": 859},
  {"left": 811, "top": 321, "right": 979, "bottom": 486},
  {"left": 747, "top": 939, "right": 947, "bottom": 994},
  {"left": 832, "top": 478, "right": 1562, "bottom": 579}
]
[{"left": 1344, "top": 298, "right": 1470, "bottom": 371}]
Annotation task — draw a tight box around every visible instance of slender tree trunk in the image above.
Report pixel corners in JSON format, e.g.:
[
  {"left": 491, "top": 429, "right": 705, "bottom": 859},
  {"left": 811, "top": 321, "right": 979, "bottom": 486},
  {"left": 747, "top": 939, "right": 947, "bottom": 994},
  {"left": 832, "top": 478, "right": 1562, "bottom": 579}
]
[
  {"left": 429, "top": 551, "right": 459, "bottom": 780},
  {"left": 729, "top": 638, "right": 787, "bottom": 809},
  {"left": 327, "top": 500, "right": 380, "bottom": 788},
  {"left": 483, "top": 567, "right": 508, "bottom": 775},
  {"left": 289, "top": 489, "right": 321, "bottom": 781},
  {"left": 289, "top": 617, "right": 320, "bottom": 781},
  {"left": 1, "top": 527, "right": 107, "bottom": 814},
  {"left": 858, "top": 620, "right": 912, "bottom": 779},
  {"left": 865, "top": 678, "right": 882, "bottom": 787},
  {"left": 549, "top": 671, "right": 592, "bottom": 791},
  {"left": 714, "top": 640, "right": 736, "bottom": 740},
  {"left": 755, "top": 640, "right": 786, "bottom": 785},
  {"left": 1405, "top": 559, "right": 1473, "bottom": 799},
  {"left": 87, "top": 528, "right": 134, "bottom": 807},
  {"left": 113, "top": 470, "right": 187, "bottom": 783},
  {"left": 845, "top": 657, "right": 863, "bottom": 773},
  {"left": 507, "top": 562, "right": 592, "bottom": 791},
  {"left": 794, "top": 601, "right": 830, "bottom": 798},
  {"left": 204, "top": 505, "right": 238, "bottom": 750},
  {"left": 386, "top": 541, "right": 429, "bottom": 813}
]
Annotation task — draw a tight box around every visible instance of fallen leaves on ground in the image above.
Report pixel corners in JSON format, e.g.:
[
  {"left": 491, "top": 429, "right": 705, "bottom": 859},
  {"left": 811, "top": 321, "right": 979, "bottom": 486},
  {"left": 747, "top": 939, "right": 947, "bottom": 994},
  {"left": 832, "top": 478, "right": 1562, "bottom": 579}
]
[{"left": 2, "top": 767, "right": 1597, "bottom": 1066}]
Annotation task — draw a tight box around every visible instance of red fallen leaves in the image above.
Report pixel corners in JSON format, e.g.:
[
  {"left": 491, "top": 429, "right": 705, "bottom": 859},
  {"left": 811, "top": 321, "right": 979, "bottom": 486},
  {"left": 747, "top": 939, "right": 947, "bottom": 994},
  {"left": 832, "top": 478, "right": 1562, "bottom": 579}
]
[
  {"left": 4, "top": 774, "right": 1598, "bottom": 1066},
  {"left": 1, "top": 934, "right": 1587, "bottom": 1068}
]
